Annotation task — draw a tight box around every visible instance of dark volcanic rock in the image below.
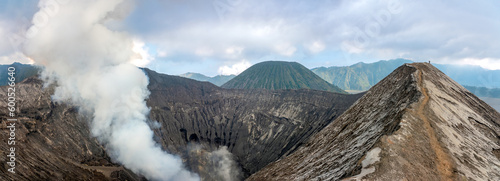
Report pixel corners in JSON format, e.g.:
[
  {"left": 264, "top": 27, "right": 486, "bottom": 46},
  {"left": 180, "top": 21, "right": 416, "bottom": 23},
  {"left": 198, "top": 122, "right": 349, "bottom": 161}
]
[
  {"left": 145, "top": 69, "right": 362, "bottom": 178},
  {"left": 247, "top": 63, "right": 500, "bottom": 181},
  {"left": 0, "top": 77, "right": 117, "bottom": 181},
  {"left": 0, "top": 68, "right": 362, "bottom": 180}
]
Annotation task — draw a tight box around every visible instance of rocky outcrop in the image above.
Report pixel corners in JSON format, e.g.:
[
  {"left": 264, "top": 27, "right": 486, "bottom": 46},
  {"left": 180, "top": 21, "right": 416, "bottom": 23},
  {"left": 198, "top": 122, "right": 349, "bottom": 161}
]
[
  {"left": 247, "top": 63, "right": 500, "bottom": 181},
  {"left": 0, "top": 68, "right": 362, "bottom": 180}
]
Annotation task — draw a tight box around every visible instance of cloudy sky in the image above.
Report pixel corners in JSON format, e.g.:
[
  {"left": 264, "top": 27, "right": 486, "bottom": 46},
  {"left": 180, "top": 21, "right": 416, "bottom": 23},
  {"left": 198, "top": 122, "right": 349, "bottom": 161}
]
[{"left": 1, "top": 0, "right": 499, "bottom": 76}]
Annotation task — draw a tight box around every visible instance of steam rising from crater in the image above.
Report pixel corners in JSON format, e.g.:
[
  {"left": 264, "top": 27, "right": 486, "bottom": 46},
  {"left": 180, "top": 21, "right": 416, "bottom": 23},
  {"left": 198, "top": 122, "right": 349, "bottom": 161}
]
[{"left": 23, "top": 0, "right": 199, "bottom": 180}]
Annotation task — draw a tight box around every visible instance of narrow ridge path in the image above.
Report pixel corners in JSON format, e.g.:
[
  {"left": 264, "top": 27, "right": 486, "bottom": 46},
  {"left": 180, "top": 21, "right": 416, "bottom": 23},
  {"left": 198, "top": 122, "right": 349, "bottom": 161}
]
[{"left": 416, "top": 65, "right": 454, "bottom": 181}]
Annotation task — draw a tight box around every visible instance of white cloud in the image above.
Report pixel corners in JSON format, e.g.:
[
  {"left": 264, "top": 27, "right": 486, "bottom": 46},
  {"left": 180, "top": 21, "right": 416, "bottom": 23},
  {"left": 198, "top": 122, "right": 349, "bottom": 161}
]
[
  {"left": 2, "top": 0, "right": 500, "bottom": 74},
  {"left": 0, "top": 20, "right": 17, "bottom": 56},
  {"left": 307, "top": 41, "right": 325, "bottom": 53},
  {"left": 250, "top": 25, "right": 273, "bottom": 37},
  {"left": 218, "top": 60, "right": 251, "bottom": 75},
  {"left": 0, "top": 52, "right": 34, "bottom": 64},
  {"left": 274, "top": 42, "right": 297, "bottom": 57},
  {"left": 458, "top": 58, "right": 500, "bottom": 70},
  {"left": 144, "top": 20, "right": 301, "bottom": 62},
  {"left": 225, "top": 46, "right": 243, "bottom": 57},
  {"left": 130, "top": 39, "right": 153, "bottom": 67},
  {"left": 195, "top": 47, "right": 214, "bottom": 56},
  {"left": 156, "top": 49, "right": 168, "bottom": 57}
]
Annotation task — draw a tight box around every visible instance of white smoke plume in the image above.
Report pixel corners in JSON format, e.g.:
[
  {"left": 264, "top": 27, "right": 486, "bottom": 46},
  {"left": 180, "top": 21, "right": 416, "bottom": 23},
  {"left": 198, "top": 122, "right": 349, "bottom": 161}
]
[
  {"left": 209, "top": 146, "right": 242, "bottom": 181},
  {"left": 187, "top": 144, "right": 242, "bottom": 181},
  {"left": 23, "top": 0, "right": 199, "bottom": 180}
]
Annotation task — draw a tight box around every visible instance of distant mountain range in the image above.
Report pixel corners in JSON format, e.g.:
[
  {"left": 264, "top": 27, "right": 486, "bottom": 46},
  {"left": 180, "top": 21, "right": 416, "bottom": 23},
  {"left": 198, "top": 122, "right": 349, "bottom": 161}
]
[
  {"left": 434, "top": 64, "right": 500, "bottom": 89},
  {"left": 463, "top": 86, "right": 500, "bottom": 111},
  {"left": 0, "top": 62, "right": 40, "bottom": 86},
  {"left": 312, "top": 59, "right": 500, "bottom": 91},
  {"left": 464, "top": 85, "right": 500, "bottom": 98},
  {"left": 176, "top": 59, "right": 500, "bottom": 111},
  {"left": 310, "top": 59, "right": 500, "bottom": 111},
  {"left": 178, "top": 72, "right": 235, "bottom": 86},
  {"left": 311, "top": 59, "right": 412, "bottom": 91},
  {"left": 2, "top": 61, "right": 499, "bottom": 105},
  {"left": 179, "top": 59, "right": 500, "bottom": 94},
  {"left": 221, "top": 61, "right": 346, "bottom": 93}
]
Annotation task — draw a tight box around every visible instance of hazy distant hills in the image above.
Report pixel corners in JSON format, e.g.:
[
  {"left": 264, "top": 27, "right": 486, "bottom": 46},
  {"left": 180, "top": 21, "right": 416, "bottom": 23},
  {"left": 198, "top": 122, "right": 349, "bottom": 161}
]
[
  {"left": 311, "top": 59, "right": 413, "bottom": 91},
  {"left": 221, "top": 61, "right": 346, "bottom": 93},
  {"left": 312, "top": 59, "right": 500, "bottom": 91},
  {"left": 0, "top": 62, "right": 40, "bottom": 86},
  {"left": 463, "top": 86, "right": 500, "bottom": 111},
  {"left": 434, "top": 64, "right": 500, "bottom": 89},
  {"left": 2, "top": 61, "right": 499, "bottom": 111},
  {"left": 178, "top": 72, "right": 235, "bottom": 86},
  {"left": 180, "top": 59, "right": 500, "bottom": 95},
  {"left": 464, "top": 86, "right": 500, "bottom": 98},
  {"left": 311, "top": 59, "right": 500, "bottom": 111}
]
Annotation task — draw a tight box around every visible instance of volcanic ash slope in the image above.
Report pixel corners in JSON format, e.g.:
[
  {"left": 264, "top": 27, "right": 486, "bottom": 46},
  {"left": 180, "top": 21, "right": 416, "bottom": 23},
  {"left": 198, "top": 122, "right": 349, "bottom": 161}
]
[{"left": 247, "top": 63, "right": 500, "bottom": 181}]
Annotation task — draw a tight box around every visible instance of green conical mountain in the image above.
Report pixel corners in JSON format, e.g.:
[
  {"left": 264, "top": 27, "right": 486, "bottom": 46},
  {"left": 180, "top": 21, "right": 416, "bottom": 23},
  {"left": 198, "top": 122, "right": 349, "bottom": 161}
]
[{"left": 221, "top": 61, "right": 346, "bottom": 93}]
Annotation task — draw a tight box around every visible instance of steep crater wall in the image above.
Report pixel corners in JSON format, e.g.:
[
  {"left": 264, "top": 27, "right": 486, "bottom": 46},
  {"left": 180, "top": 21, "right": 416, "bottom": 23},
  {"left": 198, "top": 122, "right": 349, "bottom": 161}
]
[
  {"left": 145, "top": 69, "right": 363, "bottom": 177},
  {"left": 0, "top": 69, "right": 363, "bottom": 180}
]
